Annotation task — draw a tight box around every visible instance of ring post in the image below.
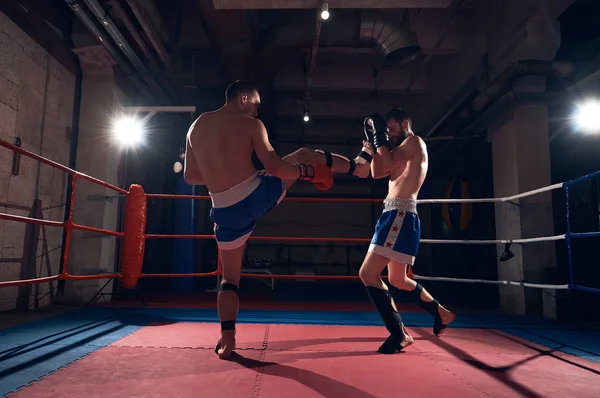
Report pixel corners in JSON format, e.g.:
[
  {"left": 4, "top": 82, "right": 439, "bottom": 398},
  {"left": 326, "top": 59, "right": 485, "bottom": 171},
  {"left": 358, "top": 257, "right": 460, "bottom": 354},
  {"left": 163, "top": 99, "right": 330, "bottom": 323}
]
[
  {"left": 121, "top": 184, "right": 147, "bottom": 289},
  {"left": 564, "top": 185, "right": 575, "bottom": 285},
  {"left": 171, "top": 176, "right": 199, "bottom": 292}
]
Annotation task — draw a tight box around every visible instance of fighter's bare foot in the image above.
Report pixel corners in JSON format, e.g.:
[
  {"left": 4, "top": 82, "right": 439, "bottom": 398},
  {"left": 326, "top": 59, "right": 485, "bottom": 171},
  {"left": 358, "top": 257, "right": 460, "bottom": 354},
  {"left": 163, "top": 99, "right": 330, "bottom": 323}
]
[
  {"left": 215, "top": 330, "right": 236, "bottom": 359},
  {"left": 401, "top": 325, "right": 414, "bottom": 348},
  {"left": 401, "top": 332, "right": 414, "bottom": 349},
  {"left": 378, "top": 329, "right": 414, "bottom": 354},
  {"left": 434, "top": 306, "right": 456, "bottom": 336}
]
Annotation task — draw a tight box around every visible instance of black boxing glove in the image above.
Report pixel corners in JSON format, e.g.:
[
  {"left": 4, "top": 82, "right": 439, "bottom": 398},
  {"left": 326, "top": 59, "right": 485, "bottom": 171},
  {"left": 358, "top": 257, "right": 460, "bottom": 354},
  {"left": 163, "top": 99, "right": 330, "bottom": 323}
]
[
  {"left": 368, "top": 113, "right": 390, "bottom": 149},
  {"left": 363, "top": 116, "right": 376, "bottom": 147}
]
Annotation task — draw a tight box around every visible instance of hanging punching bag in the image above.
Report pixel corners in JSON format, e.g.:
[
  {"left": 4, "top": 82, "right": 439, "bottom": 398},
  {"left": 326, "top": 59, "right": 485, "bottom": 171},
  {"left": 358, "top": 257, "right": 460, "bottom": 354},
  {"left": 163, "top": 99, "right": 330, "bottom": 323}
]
[{"left": 441, "top": 178, "right": 473, "bottom": 233}]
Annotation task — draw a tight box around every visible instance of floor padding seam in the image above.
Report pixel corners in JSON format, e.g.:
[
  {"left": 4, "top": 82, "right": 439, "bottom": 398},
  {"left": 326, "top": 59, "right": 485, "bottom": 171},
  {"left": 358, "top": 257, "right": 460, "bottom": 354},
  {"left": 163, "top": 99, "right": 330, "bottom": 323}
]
[
  {"left": 413, "top": 344, "right": 491, "bottom": 397},
  {"left": 253, "top": 325, "right": 269, "bottom": 398},
  {"left": 109, "top": 345, "right": 542, "bottom": 356},
  {"left": 5, "top": 325, "right": 143, "bottom": 397}
]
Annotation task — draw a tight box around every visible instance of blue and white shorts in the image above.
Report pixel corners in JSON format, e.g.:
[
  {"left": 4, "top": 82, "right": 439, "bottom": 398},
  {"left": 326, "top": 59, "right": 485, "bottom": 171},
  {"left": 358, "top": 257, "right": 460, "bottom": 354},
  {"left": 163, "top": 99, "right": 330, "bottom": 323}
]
[
  {"left": 368, "top": 197, "right": 421, "bottom": 265},
  {"left": 210, "top": 171, "right": 286, "bottom": 250}
]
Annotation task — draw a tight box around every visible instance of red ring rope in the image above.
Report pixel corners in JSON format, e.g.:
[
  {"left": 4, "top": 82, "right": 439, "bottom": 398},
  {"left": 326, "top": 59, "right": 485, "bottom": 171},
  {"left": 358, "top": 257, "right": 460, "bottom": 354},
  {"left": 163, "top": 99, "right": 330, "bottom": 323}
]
[{"left": 0, "top": 138, "right": 381, "bottom": 289}]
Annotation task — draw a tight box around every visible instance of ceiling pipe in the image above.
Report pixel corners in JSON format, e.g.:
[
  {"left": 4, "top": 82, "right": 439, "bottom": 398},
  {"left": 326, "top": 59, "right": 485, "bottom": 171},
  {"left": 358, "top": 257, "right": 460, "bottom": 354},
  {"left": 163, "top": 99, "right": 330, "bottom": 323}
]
[
  {"left": 444, "top": 60, "right": 573, "bottom": 137},
  {"left": 105, "top": 0, "right": 179, "bottom": 102},
  {"left": 260, "top": 9, "right": 421, "bottom": 71},
  {"left": 125, "top": 0, "right": 173, "bottom": 71},
  {"left": 196, "top": 0, "right": 254, "bottom": 81},
  {"left": 105, "top": 0, "right": 154, "bottom": 63},
  {"left": 427, "top": 60, "right": 574, "bottom": 160},
  {"left": 63, "top": 0, "right": 158, "bottom": 104},
  {"left": 406, "top": 0, "right": 467, "bottom": 90},
  {"left": 80, "top": 0, "right": 173, "bottom": 104}
]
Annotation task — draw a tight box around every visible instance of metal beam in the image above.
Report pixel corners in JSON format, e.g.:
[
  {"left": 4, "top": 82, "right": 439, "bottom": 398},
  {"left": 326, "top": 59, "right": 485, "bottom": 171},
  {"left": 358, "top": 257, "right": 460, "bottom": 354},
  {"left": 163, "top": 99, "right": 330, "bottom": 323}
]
[
  {"left": 276, "top": 89, "right": 427, "bottom": 103},
  {"left": 124, "top": 106, "right": 197, "bottom": 113},
  {"left": 212, "top": 0, "right": 453, "bottom": 9}
]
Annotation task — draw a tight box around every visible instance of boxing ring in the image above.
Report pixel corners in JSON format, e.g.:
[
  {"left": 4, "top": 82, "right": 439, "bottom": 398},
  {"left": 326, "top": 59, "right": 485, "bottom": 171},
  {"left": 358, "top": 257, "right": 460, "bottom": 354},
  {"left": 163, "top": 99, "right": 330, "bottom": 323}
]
[{"left": 1, "top": 138, "right": 600, "bottom": 397}]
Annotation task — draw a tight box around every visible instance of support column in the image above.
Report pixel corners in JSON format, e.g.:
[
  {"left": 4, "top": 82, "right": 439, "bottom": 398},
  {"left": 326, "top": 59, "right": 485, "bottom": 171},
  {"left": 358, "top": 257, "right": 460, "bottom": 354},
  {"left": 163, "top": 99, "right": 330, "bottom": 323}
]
[
  {"left": 491, "top": 102, "right": 557, "bottom": 317},
  {"left": 488, "top": 14, "right": 561, "bottom": 318},
  {"left": 64, "top": 45, "right": 126, "bottom": 304}
]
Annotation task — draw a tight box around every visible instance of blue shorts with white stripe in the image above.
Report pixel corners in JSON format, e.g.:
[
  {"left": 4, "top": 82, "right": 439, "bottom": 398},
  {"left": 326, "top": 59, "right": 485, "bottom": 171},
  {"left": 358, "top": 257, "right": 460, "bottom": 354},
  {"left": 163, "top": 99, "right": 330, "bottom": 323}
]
[{"left": 368, "top": 207, "right": 421, "bottom": 265}]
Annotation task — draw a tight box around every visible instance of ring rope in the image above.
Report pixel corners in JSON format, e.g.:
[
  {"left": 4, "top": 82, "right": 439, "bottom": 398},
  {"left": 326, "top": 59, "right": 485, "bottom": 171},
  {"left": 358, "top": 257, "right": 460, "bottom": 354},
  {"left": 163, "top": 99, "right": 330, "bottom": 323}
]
[
  {"left": 421, "top": 234, "right": 566, "bottom": 244},
  {"left": 1, "top": 139, "right": 599, "bottom": 293},
  {"left": 413, "top": 274, "right": 569, "bottom": 289},
  {"left": 417, "top": 183, "right": 565, "bottom": 204}
]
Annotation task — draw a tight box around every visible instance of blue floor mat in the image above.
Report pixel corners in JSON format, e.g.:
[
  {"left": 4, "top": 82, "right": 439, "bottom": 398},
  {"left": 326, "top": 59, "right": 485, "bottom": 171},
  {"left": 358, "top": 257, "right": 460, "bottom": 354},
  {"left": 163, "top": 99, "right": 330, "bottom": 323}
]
[
  {"left": 0, "top": 308, "right": 146, "bottom": 396},
  {"left": 1, "top": 306, "right": 598, "bottom": 396},
  {"left": 501, "top": 328, "right": 600, "bottom": 362}
]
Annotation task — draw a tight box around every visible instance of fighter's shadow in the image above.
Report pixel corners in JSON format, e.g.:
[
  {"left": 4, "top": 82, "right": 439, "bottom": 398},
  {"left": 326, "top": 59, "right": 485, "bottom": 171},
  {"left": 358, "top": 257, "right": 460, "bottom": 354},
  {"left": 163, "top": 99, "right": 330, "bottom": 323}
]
[
  {"left": 226, "top": 332, "right": 429, "bottom": 398},
  {"left": 229, "top": 350, "right": 383, "bottom": 398}
]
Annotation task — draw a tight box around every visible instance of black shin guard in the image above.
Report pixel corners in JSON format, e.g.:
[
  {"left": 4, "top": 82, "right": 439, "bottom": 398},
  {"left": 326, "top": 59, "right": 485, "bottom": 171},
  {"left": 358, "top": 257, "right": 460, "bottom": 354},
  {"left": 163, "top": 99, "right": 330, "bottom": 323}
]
[
  {"left": 318, "top": 149, "right": 356, "bottom": 175},
  {"left": 408, "top": 283, "right": 439, "bottom": 316},
  {"left": 365, "top": 286, "right": 405, "bottom": 354},
  {"left": 408, "top": 283, "right": 447, "bottom": 336},
  {"left": 347, "top": 158, "right": 356, "bottom": 176},
  {"left": 218, "top": 283, "right": 239, "bottom": 331},
  {"left": 320, "top": 150, "right": 333, "bottom": 168},
  {"left": 216, "top": 283, "right": 239, "bottom": 354}
]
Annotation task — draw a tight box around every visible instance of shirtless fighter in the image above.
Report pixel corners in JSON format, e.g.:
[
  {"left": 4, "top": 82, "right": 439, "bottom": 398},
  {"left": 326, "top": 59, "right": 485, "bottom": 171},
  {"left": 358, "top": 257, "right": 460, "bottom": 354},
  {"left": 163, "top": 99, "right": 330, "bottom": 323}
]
[
  {"left": 184, "top": 81, "right": 372, "bottom": 359},
  {"left": 358, "top": 108, "right": 456, "bottom": 354}
]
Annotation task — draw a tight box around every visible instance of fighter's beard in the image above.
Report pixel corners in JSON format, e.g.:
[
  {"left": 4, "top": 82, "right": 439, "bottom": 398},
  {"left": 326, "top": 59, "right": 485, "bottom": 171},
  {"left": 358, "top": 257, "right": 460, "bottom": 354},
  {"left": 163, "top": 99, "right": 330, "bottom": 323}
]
[{"left": 390, "top": 136, "right": 404, "bottom": 148}]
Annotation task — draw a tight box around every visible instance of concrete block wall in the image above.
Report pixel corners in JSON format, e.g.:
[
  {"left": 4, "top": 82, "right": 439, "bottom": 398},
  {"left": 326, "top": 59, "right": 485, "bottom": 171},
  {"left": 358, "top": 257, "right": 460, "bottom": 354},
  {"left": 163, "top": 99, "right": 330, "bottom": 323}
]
[
  {"left": 0, "top": 11, "right": 75, "bottom": 311},
  {"left": 63, "top": 71, "right": 125, "bottom": 305}
]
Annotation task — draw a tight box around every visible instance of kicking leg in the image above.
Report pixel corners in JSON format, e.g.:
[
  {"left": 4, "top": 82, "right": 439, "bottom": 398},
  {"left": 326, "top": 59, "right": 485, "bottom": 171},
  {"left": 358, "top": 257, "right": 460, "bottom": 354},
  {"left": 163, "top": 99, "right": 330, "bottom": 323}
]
[
  {"left": 215, "top": 243, "right": 245, "bottom": 359},
  {"left": 359, "top": 252, "right": 413, "bottom": 353},
  {"left": 282, "top": 147, "right": 370, "bottom": 188},
  {"left": 388, "top": 261, "right": 456, "bottom": 336}
]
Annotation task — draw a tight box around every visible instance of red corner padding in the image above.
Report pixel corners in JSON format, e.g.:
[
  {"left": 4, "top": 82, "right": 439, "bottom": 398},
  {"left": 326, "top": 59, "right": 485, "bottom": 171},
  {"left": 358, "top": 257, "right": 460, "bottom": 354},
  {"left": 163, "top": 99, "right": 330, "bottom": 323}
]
[{"left": 121, "top": 184, "right": 147, "bottom": 289}]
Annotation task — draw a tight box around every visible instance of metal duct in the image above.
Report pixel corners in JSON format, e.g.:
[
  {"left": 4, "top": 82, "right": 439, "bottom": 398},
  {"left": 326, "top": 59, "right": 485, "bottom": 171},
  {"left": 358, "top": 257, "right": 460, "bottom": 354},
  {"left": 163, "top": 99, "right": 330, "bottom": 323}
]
[
  {"left": 196, "top": 1, "right": 254, "bottom": 81},
  {"left": 428, "top": 60, "right": 574, "bottom": 139},
  {"left": 106, "top": 0, "right": 180, "bottom": 102},
  {"left": 63, "top": 0, "right": 158, "bottom": 103},
  {"left": 261, "top": 10, "right": 421, "bottom": 68},
  {"left": 80, "top": 0, "right": 173, "bottom": 103},
  {"left": 359, "top": 12, "right": 421, "bottom": 65}
]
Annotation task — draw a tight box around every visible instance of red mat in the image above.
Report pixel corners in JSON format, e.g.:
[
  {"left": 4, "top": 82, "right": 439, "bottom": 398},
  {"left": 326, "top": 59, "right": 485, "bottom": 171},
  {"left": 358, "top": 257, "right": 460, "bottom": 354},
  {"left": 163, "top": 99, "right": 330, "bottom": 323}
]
[
  {"left": 113, "top": 322, "right": 267, "bottom": 350},
  {"left": 11, "top": 323, "right": 600, "bottom": 398}
]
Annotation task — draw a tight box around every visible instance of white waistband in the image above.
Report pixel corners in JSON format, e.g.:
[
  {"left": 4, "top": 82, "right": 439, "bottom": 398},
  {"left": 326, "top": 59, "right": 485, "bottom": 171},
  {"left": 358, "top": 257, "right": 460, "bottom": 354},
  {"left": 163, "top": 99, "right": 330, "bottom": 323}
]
[
  {"left": 209, "top": 172, "right": 260, "bottom": 208},
  {"left": 383, "top": 197, "right": 417, "bottom": 214}
]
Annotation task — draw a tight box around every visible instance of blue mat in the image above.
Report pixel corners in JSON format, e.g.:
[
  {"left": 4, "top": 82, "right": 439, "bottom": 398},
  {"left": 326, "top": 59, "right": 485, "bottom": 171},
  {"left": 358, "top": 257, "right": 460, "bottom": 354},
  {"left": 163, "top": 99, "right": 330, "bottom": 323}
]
[
  {"left": 502, "top": 328, "right": 600, "bottom": 362},
  {"left": 0, "top": 308, "right": 147, "bottom": 396},
  {"left": 1, "top": 306, "right": 599, "bottom": 396}
]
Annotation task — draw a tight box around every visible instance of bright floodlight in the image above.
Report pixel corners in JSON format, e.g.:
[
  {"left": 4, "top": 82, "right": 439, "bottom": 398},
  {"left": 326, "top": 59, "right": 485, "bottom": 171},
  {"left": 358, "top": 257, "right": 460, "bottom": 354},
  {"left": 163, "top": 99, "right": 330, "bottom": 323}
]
[
  {"left": 321, "top": 1, "right": 329, "bottom": 20},
  {"left": 574, "top": 100, "right": 600, "bottom": 133},
  {"left": 114, "top": 117, "right": 143, "bottom": 145}
]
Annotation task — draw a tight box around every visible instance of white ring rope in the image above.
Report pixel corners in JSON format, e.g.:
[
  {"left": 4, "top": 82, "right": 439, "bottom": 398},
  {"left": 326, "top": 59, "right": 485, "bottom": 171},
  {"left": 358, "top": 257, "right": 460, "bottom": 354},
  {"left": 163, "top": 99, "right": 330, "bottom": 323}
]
[
  {"left": 421, "top": 234, "right": 566, "bottom": 244},
  {"left": 412, "top": 182, "right": 575, "bottom": 289},
  {"left": 414, "top": 182, "right": 569, "bottom": 245},
  {"left": 416, "top": 183, "right": 564, "bottom": 204},
  {"left": 413, "top": 274, "right": 569, "bottom": 290}
]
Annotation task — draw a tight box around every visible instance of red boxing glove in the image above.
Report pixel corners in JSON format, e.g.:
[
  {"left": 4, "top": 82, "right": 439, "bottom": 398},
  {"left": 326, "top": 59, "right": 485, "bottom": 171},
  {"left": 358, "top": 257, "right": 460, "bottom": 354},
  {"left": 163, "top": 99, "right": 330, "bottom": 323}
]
[{"left": 296, "top": 163, "right": 334, "bottom": 191}]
